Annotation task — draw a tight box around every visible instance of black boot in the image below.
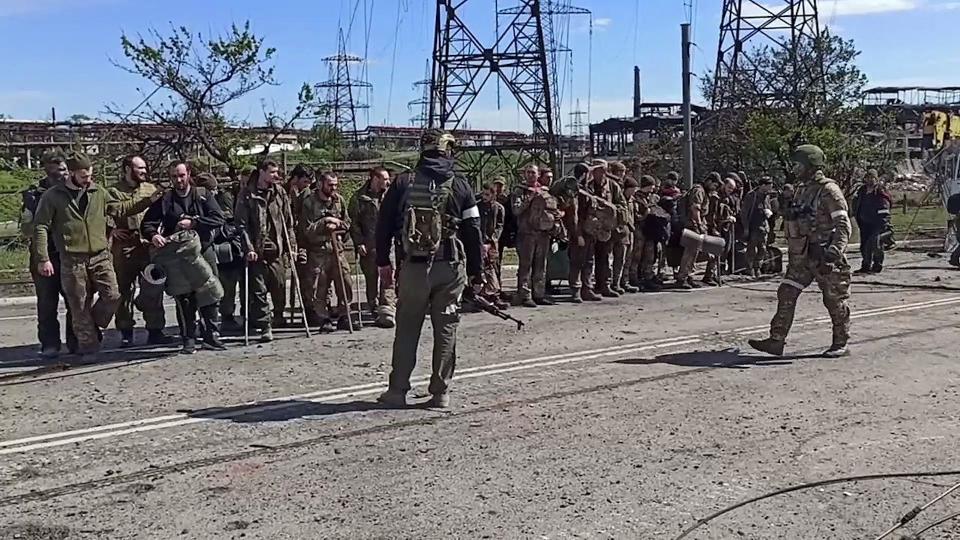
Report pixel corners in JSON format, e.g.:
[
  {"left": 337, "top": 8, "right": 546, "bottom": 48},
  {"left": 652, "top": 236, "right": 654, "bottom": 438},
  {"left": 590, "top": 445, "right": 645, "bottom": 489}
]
[
  {"left": 147, "top": 329, "right": 175, "bottom": 345},
  {"left": 120, "top": 329, "right": 134, "bottom": 348},
  {"left": 200, "top": 305, "right": 226, "bottom": 351}
]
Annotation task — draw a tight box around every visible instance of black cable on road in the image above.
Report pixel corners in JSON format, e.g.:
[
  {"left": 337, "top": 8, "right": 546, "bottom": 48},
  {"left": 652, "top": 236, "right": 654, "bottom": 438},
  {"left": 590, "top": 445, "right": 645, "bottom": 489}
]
[
  {"left": 911, "top": 510, "right": 960, "bottom": 538},
  {"left": 673, "top": 471, "right": 960, "bottom": 540},
  {"left": 874, "top": 480, "right": 960, "bottom": 539}
]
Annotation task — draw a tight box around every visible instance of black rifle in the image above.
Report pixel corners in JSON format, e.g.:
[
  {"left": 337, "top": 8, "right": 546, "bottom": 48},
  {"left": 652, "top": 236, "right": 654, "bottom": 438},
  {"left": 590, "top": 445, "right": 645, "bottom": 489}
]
[{"left": 464, "top": 291, "right": 525, "bottom": 330}]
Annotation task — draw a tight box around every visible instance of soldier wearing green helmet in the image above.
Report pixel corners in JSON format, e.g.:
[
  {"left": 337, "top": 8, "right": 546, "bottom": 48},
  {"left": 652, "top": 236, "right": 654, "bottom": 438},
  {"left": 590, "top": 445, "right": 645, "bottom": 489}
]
[{"left": 749, "top": 144, "right": 852, "bottom": 358}]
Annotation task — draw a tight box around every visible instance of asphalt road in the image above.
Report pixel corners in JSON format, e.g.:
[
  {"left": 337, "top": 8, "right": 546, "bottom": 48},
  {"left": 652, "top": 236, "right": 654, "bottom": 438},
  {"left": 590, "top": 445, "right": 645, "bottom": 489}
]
[{"left": 2, "top": 250, "right": 960, "bottom": 539}]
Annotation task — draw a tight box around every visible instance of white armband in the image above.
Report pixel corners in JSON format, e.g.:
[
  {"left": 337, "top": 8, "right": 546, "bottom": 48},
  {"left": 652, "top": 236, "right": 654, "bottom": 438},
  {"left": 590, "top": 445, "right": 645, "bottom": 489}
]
[
  {"left": 462, "top": 205, "right": 480, "bottom": 219},
  {"left": 830, "top": 209, "right": 848, "bottom": 219},
  {"left": 763, "top": 208, "right": 773, "bottom": 218}
]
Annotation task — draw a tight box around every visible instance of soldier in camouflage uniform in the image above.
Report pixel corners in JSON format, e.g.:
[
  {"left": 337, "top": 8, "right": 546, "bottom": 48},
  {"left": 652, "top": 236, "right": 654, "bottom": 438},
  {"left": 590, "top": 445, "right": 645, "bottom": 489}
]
[
  {"left": 478, "top": 182, "right": 507, "bottom": 308},
  {"left": 739, "top": 176, "right": 774, "bottom": 276},
  {"left": 590, "top": 159, "right": 627, "bottom": 297},
  {"left": 298, "top": 172, "right": 352, "bottom": 331},
  {"left": 21, "top": 151, "right": 76, "bottom": 358},
  {"left": 629, "top": 175, "right": 662, "bottom": 291},
  {"left": 511, "top": 164, "right": 555, "bottom": 307},
  {"left": 676, "top": 173, "right": 717, "bottom": 289},
  {"left": 349, "top": 167, "right": 395, "bottom": 327},
  {"left": 608, "top": 161, "right": 638, "bottom": 294},
  {"left": 108, "top": 155, "right": 172, "bottom": 347},
  {"left": 749, "top": 145, "right": 852, "bottom": 358},
  {"left": 235, "top": 160, "right": 296, "bottom": 342},
  {"left": 34, "top": 154, "right": 159, "bottom": 361}
]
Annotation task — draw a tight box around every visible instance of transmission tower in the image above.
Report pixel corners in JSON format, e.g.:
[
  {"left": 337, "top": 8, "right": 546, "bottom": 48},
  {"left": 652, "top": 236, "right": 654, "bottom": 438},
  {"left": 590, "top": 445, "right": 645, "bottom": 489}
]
[
  {"left": 498, "top": 1, "right": 590, "bottom": 138},
  {"left": 408, "top": 61, "right": 432, "bottom": 128},
  {"left": 712, "top": 0, "right": 823, "bottom": 111},
  {"left": 317, "top": 29, "right": 372, "bottom": 146},
  {"left": 430, "top": 0, "right": 558, "bottom": 178},
  {"left": 567, "top": 99, "right": 588, "bottom": 152}
]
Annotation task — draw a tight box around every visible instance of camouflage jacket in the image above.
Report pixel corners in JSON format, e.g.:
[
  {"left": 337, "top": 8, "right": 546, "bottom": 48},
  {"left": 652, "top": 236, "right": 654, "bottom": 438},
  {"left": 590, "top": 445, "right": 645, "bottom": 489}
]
[
  {"left": 784, "top": 171, "right": 851, "bottom": 260},
  {"left": 297, "top": 189, "right": 350, "bottom": 252},
  {"left": 684, "top": 184, "right": 709, "bottom": 234},
  {"left": 348, "top": 184, "right": 383, "bottom": 252},
  {"left": 478, "top": 199, "right": 505, "bottom": 245},
  {"left": 235, "top": 182, "right": 296, "bottom": 259}
]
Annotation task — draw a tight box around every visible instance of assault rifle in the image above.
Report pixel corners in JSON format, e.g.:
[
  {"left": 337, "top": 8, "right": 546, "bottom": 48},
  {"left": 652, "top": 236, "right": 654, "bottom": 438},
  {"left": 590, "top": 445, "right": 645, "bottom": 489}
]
[{"left": 464, "top": 290, "right": 525, "bottom": 330}]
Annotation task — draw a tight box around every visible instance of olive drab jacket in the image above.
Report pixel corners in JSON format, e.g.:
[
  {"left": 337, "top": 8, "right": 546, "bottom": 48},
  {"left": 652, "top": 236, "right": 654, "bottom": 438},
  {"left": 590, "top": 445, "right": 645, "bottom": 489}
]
[
  {"left": 348, "top": 184, "right": 383, "bottom": 252},
  {"left": 784, "top": 171, "right": 851, "bottom": 262},
  {"left": 107, "top": 181, "right": 160, "bottom": 254},
  {"left": 297, "top": 189, "right": 351, "bottom": 252},
  {"left": 33, "top": 182, "right": 154, "bottom": 263},
  {"left": 234, "top": 182, "right": 297, "bottom": 259}
]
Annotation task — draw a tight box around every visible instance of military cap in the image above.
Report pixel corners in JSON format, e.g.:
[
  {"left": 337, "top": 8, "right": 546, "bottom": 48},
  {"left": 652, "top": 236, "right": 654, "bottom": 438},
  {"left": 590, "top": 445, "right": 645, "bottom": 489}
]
[
  {"left": 66, "top": 153, "right": 92, "bottom": 171},
  {"left": 609, "top": 161, "right": 626, "bottom": 173},
  {"left": 705, "top": 171, "right": 722, "bottom": 184},
  {"left": 195, "top": 172, "right": 218, "bottom": 190},
  {"left": 492, "top": 176, "right": 506, "bottom": 185},
  {"left": 640, "top": 175, "right": 656, "bottom": 188},
  {"left": 421, "top": 129, "right": 457, "bottom": 155},
  {"left": 666, "top": 171, "right": 680, "bottom": 182},
  {"left": 866, "top": 168, "right": 879, "bottom": 179},
  {"left": 590, "top": 158, "right": 608, "bottom": 169},
  {"left": 792, "top": 144, "right": 826, "bottom": 169},
  {"left": 290, "top": 164, "right": 314, "bottom": 179},
  {"left": 573, "top": 162, "right": 592, "bottom": 178},
  {"left": 623, "top": 176, "right": 639, "bottom": 189}
]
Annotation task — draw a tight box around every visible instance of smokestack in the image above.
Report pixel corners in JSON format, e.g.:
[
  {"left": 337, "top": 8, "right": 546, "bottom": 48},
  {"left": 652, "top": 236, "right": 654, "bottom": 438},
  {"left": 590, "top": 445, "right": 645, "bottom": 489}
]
[{"left": 633, "top": 66, "right": 642, "bottom": 118}]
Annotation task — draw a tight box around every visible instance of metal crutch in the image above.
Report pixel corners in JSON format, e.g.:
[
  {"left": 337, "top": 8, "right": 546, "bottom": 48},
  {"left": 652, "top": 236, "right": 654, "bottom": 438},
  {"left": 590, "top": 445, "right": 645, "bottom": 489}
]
[
  {"left": 281, "top": 224, "right": 312, "bottom": 338},
  {"left": 243, "top": 259, "right": 250, "bottom": 347},
  {"left": 331, "top": 234, "right": 354, "bottom": 334},
  {"left": 354, "top": 250, "right": 364, "bottom": 330}
]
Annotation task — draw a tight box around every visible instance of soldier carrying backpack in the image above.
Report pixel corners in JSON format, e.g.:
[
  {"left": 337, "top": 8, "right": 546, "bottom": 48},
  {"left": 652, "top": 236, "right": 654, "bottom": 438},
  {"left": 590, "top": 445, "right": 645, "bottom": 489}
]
[{"left": 373, "top": 129, "right": 484, "bottom": 409}]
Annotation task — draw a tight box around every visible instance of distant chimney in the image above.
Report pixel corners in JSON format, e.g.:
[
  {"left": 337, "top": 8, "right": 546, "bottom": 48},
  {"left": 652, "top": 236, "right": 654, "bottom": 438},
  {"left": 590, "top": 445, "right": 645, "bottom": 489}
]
[{"left": 633, "top": 66, "right": 642, "bottom": 118}]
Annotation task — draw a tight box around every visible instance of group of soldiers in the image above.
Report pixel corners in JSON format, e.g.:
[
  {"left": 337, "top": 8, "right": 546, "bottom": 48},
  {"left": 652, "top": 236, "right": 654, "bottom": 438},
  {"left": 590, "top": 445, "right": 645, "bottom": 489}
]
[
  {"left": 19, "top": 134, "right": 856, "bottom": 405},
  {"left": 20, "top": 151, "right": 396, "bottom": 360},
  {"left": 473, "top": 158, "right": 789, "bottom": 309}
]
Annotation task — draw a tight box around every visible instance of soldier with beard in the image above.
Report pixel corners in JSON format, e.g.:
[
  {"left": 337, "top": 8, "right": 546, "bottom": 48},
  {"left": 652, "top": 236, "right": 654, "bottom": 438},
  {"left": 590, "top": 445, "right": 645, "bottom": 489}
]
[
  {"left": 34, "top": 154, "right": 160, "bottom": 362},
  {"left": 108, "top": 155, "right": 172, "bottom": 347}
]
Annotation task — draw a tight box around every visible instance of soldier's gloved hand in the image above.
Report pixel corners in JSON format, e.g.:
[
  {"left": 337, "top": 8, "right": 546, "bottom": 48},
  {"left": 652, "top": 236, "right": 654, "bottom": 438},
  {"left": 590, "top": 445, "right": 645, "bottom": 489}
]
[{"left": 824, "top": 244, "right": 843, "bottom": 264}]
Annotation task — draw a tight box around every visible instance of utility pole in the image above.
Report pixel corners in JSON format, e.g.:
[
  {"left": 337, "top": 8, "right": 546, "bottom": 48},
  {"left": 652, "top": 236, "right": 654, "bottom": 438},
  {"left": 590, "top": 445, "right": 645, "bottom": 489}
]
[{"left": 681, "top": 23, "right": 694, "bottom": 190}]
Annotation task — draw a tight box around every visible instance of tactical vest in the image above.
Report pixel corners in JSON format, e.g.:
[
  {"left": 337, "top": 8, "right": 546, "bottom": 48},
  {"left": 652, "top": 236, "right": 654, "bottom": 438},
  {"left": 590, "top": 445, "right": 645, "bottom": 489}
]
[
  {"left": 582, "top": 197, "right": 617, "bottom": 242},
  {"left": 401, "top": 170, "right": 458, "bottom": 260}
]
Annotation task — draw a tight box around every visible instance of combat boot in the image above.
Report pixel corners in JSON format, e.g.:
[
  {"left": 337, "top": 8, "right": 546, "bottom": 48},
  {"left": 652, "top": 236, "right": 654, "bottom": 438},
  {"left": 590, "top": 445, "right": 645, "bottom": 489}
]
[
  {"left": 180, "top": 338, "right": 197, "bottom": 355},
  {"left": 822, "top": 344, "right": 849, "bottom": 358},
  {"left": 40, "top": 345, "right": 60, "bottom": 360},
  {"left": 748, "top": 338, "right": 785, "bottom": 357},
  {"left": 622, "top": 283, "right": 639, "bottom": 294},
  {"left": 147, "top": 329, "right": 175, "bottom": 346},
  {"left": 640, "top": 279, "right": 662, "bottom": 292},
  {"left": 599, "top": 287, "right": 620, "bottom": 298},
  {"left": 120, "top": 329, "right": 135, "bottom": 348},
  {"left": 570, "top": 289, "right": 583, "bottom": 304},
  {"left": 257, "top": 327, "right": 274, "bottom": 343},
  {"left": 853, "top": 266, "right": 871, "bottom": 275},
  {"left": 581, "top": 287, "right": 602, "bottom": 301},
  {"left": 520, "top": 297, "right": 537, "bottom": 308},
  {"left": 702, "top": 274, "right": 720, "bottom": 286},
  {"left": 377, "top": 388, "right": 407, "bottom": 408},
  {"left": 871, "top": 264, "right": 883, "bottom": 274},
  {"left": 426, "top": 393, "right": 451, "bottom": 409},
  {"left": 610, "top": 285, "right": 626, "bottom": 295},
  {"left": 534, "top": 297, "right": 556, "bottom": 306}
]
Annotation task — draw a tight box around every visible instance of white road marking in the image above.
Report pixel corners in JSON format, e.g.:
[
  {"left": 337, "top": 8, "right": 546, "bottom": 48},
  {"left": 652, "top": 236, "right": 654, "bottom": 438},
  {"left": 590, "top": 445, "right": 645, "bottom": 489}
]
[{"left": 1, "top": 296, "right": 958, "bottom": 456}]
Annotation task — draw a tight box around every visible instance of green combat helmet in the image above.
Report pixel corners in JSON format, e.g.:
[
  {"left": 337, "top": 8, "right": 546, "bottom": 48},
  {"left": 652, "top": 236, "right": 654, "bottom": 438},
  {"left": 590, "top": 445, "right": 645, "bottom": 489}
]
[{"left": 420, "top": 129, "right": 457, "bottom": 156}]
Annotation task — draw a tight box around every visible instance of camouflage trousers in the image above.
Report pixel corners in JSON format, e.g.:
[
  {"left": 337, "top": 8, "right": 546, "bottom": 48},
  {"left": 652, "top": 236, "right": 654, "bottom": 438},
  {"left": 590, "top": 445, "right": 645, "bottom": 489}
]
[
  {"left": 112, "top": 241, "right": 165, "bottom": 331},
  {"left": 676, "top": 243, "right": 700, "bottom": 282},
  {"left": 568, "top": 238, "right": 597, "bottom": 292},
  {"left": 745, "top": 229, "right": 768, "bottom": 274},
  {"left": 60, "top": 250, "right": 121, "bottom": 354},
  {"left": 611, "top": 231, "right": 632, "bottom": 289},
  {"left": 241, "top": 256, "right": 286, "bottom": 329},
  {"left": 481, "top": 242, "right": 502, "bottom": 300},
  {"left": 359, "top": 250, "right": 395, "bottom": 317},
  {"left": 515, "top": 231, "right": 550, "bottom": 300},
  {"left": 628, "top": 233, "right": 657, "bottom": 283},
  {"left": 305, "top": 249, "right": 352, "bottom": 321},
  {"left": 770, "top": 257, "right": 851, "bottom": 346}
]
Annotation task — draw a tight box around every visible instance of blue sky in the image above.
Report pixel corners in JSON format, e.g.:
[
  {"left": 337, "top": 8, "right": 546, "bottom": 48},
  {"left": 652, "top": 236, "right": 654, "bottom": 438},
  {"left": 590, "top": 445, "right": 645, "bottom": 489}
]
[{"left": 0, "top": 0, "right": 957, "bottom": 132}]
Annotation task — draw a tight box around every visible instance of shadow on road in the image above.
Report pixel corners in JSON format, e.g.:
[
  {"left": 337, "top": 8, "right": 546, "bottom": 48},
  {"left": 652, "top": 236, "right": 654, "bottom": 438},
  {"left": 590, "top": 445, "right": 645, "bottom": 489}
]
[
  {"left": 614, "top": 349, "right": 821, "bottom": 369},
  {"left": 184, "top": 399, "right": 389, "bottom": 423}
]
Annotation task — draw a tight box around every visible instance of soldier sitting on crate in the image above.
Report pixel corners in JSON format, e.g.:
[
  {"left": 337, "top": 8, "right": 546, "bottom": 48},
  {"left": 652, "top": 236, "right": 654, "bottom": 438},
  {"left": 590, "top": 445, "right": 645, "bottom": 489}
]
[{"left": 297, "top": 171, "right": 353, "bottom": 332}]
